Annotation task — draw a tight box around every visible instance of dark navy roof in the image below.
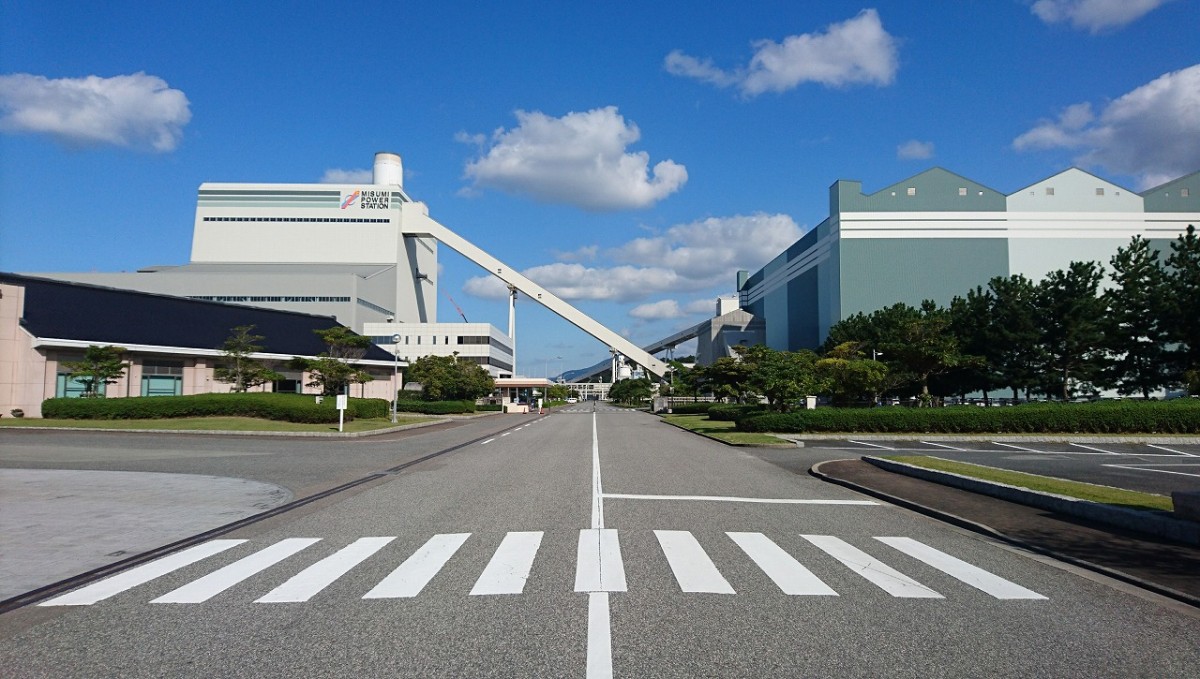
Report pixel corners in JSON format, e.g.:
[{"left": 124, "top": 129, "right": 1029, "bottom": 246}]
[{"left": 2, "top": 273, "right": 393, "bottom": 361}]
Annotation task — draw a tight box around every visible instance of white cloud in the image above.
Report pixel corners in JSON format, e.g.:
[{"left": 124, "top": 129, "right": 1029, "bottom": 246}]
[
  {"left": 0, "top": 72, "right": 190, "bottom": 151},
  {"left": 1013, "top": 64, "right": 1200, "bottom": 188},
  {"left": 897, "top": 139, "right": 934, "bottom": 160},
  {"left": 629, "top": 300, "right": 685, "bottom": 320},
  {"left": 462, "top": 107, "right": 687, "bottom": 210},
  {"left": 684, "top": 298, "right": 718, "bottom": 315},
  {"left": 553, "top": 245, "right": 599, "bottom": 262},
  {"left": 1030, "top": 0, "right": 1171, "bottom": 33},
  {"left": 319, "top": 168, "right": 374, "bottom": 183},
  {"left": 665, "top": 9, "right": 898, "bottom": 96},
  {"left": 461, "top": 213, "right": 802, "bottom": 304}
]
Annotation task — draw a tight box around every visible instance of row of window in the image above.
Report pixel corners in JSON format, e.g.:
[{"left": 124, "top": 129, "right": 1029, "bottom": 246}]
[
  {"left": 372, "top": 334, "right": 512, "bottom": 354},
  {"left": 188, "top": 295, "right": 351, "bottom": 303},
  {"left": 202, "top": 216, "right": 391, "bottom": 223}
]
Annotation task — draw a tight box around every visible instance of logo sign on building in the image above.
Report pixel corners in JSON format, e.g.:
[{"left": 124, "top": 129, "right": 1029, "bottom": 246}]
[{"left": 340, "top": 189, "right": 390, "bottom": 210}]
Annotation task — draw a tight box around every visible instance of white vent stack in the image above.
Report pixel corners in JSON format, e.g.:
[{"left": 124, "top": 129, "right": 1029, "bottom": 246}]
[{"left": 373, "top": 152, "right": 404, "bottom": 186}]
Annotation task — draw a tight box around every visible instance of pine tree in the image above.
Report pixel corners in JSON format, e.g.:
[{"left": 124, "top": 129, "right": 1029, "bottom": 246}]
[
  {"left": 1164, "top": 225, "right": 1200, "bottom": 392},
  {"left": 1035, "top": 261, "right": 1106, "bottom": 400},
  {"left": 1101, "top": 237, "right": 1169, "bottom": 398}
]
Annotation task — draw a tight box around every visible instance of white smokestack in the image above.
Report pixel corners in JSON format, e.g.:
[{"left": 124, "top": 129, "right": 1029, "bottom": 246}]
[{"left": 373, "top": 152, "right": 403, "bottom": 186}]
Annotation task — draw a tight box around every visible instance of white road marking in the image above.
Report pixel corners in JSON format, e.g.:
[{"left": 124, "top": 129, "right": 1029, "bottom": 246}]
[
  {"left": 1103, "top": 463, "right": 1200, "bottom": 479},
  {"left": 848, "top": 440, "right": 895, "bottom": 450},
  {"left": 920, "top": 441, "right": 967, "bottom": 451},
  {"left": 40, "top": 540, "right": 247, "bottom": 606},
  {"left": 362, "top": 533, "right": 471, "bottom": 599},
  {"left": 470, "top": 531, "right": 544, "bottom": 595},
  {"left": 993, "top": 442, "right": 1108, "bottom": 456},
  {"left": 728, "top": 532, "right": 837, "bottom": 596},
  {"left": 800, "top": 535, "right": 941, "bottom": 598},
  {"left": 585, "top": 410, "right": 615, "bottom": 679},
  {"left": 655, "top": 530, "right": 736, "bottom": 594},
  {"left": 1069, "top": 442, "right": 1118, "bottom": 455},
  {"left": 993, "top": 442, "right": 1047, "bottom": 453},
  {"left": 875, "top": 537, "right": 1046, "bottom": 600},
  {"left": 152, "top": 538, "right": 320, "bottom": 603},
  {"left": 587, "top": 592, "right": 613, "bottom": 679},
  {"left": 603, "top": 493, "right": 877, "bottom": 506},
  {"left": 1148, "top": 444, "right": 1198, "bottom": 457},
  {"left": 480, "top": 438, "right": 495, "bottom": 445},
  {"left": 256, "top": 537, "right": 394, "bottom": 603},
  {"left": 575, "top": 529, "right": 626, "bottom": 592}
]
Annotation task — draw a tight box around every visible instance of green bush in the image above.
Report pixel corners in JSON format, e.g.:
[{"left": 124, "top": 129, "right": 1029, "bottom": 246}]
[
  {"left": 735, "top": 399, "right": 1200, "bottom": 435},
  {"left": 477, "top": 404, "right": 503, "bottom": 412},
  {"left": 665, "top": 402, "right": 714, "bottom": 415},
  {"left": 40, "top": 393, "right": 391, "bottom": 423},
  {"left": 393, "top": 400, "right": 477, "bottom": 415},
  {"left": 708, "top": 403, "right": 767, "bottom": 422}
]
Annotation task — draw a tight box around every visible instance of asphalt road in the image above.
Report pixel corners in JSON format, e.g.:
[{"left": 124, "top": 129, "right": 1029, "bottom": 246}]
[
  {"left": 2, "top": 408, "right": 1198, "bottom": 677},
  {"left": 812, "top": 439, "right": 1200, "bottom": 496}
]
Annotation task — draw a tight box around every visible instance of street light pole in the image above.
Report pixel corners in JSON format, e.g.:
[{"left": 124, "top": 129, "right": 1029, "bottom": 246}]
[
  {"left": 872, "top": 349, "right": 883, "bottom": 406},
  {"left": 392, "top": 334, "right": 401, "bottom": 424}
]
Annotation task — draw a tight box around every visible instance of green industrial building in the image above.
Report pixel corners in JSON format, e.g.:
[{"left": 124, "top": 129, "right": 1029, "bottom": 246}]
[{"left": 738, "top": 167, "right": 1200, "bottom": 351}]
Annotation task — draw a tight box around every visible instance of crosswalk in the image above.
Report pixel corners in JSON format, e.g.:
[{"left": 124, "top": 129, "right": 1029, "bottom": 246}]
[{"left": 40, "top": 530, "right": 1047, "bottom": 606}]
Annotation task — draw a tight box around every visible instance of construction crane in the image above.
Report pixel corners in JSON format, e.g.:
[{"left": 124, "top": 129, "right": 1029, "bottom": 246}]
[{"left": 444, "top": 291, "right": 469, "bottom": 323}]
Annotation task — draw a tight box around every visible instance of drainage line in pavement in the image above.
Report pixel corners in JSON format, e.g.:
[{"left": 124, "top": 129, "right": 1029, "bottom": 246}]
[{"left": 0, "top": 415, "right": 544, "bottom": 615}]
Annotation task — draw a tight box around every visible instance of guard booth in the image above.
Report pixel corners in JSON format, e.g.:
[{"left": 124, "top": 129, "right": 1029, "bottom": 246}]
[{"left": 491, "top": 377, "right": 554, "bottom": 413}]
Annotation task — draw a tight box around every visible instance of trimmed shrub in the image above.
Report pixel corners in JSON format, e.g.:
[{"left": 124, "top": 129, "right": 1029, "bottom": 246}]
[
  {"left": 708, "top": 404, "right": 767, "bottom": 422},
  {"left": 393, "top": 400, "right": 477, "bottom": 415},
  {"left": 666, "top": 402, "right": 713, "bottom": 415},
  {"left": 477, "top": 404, "right": 503, "bottom": 412},
  {"left": 39, "top": 393, "right": 392, "bottom": 424},
  {"left": 735, "top": 399, "right": 1200, "bottom": 435}
]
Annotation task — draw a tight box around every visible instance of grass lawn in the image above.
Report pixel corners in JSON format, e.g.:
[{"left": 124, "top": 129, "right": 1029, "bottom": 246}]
[
  {"left": 0, "top": 416, "right": 435, "bottom": 433},
  {"left": 661, "top": 414, "right": 792, "bottom": 446},
  {"left": 883, "top": 455, "right": 1173, "bottom": 512}
]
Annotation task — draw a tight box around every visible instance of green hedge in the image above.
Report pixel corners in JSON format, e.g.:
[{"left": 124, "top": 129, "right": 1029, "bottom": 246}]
[
  {"left": 393, "top": 400, "right": 477, "bottom": 415},
  {"left": 708, "top": 404, "right": 767, "bottom": 422},
  {"left": 477, "top": 404, "right": 503, "bottom": 412},
  {"left": 40, "top": 393, "right": 390, "bottom": 423},
  {"left": 665, "top": 402, "right": 714, "bottom": 415},
  {"left": 735, "top": 399, "right": 1200, "bottom": 435}
]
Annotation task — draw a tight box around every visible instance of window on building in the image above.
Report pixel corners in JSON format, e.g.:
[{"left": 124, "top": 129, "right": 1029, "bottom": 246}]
[
  {"left": 1045, "top": 187, "right": 1055, "bottom": 196},
  {"left": 141, "top": 359, "right": 184, "bottom": 397},
  {"left": 906, "top": 187, "right": 916, "bottom": 196},
  {"left": 1183, "top": 188, "right": 1191, "bottom": 197},
  {"left": 958, "top": 187, "right": 967, "bottom": 196},
  {"left": 55, "top": 373, "right": 101, "bottom": 398},
  {"left": 1096, "top": 187, "right": 1105, "bottom": 196}
]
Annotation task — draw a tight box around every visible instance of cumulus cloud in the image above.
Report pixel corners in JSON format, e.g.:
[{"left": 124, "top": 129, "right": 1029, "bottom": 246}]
[
  {"left": 461, "top": 106, "right": 687, "bottom": 210},
  {"left": 665, "top": 9, "right": 898, "bottom": 96},
  {"left": 553, "top": 245, "right": 599, "bottom": 262},
  {"left": 0, "top": 72, "right": 190, "bottom": 151},
  {"left": 629, "top": 300, "right": 685, "bottom": 320},
  {"left": 1030, "top": 0, "right": 1171, "bottom": 33},
  {"left": 462, "top": 213, "right": 801, "bottom": 304},
  {"left": 897, "top": 139, "right": 934, "bottom": 160},
  {"left": 1013, "top": 64, "right": 1200, "bottom": 188},
  {"left": 319, "top": 168, "right": 374, "bottom": 183},
  {"left": 684, "top": 298, "right": 719, "bottom": 315}
]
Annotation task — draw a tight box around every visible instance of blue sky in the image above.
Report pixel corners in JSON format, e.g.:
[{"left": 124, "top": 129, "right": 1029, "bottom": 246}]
[{"left": 2, "top": 1, "right": 1198, "bottom": 377}]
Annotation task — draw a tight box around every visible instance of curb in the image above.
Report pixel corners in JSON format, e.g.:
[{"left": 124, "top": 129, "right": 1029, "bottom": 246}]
[
  {"left": 775, "top": 433, "right": 1200, "bottom": 444},
  {"left": 809, "top": 459, "right": 1200, "bottom": 609},
  {"left": 863, "top": 456, "right": 1200, "bottom": 546},
  {"left": 0, "top": 416, "right": 466, "bottom": 438}
]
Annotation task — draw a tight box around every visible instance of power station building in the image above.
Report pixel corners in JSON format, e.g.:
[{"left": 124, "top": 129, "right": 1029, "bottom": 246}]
[{"left": 738, "top": 167, "right": 1200, "bottom": 351}]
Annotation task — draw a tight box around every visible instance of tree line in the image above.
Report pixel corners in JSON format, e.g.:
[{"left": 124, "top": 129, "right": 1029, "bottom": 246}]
[{"left": 661, "top": 227, "right": 1199, "bottom": 408}]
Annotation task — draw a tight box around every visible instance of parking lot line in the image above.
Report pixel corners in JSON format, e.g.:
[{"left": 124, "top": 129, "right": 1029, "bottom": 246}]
[
  {"left": 848, "top": 440, "right": 896, "bottom": 451},
  {"left": 1069, "top": 442, "right": 1118, "bottom": 455},
  {"left": 920, "top": 441, "right": 966, "bottom": 452},
  {"left": 1103, "top": 463, "right": 1200, "bottom": 479},
  {"left": 1147, "top": 444, "right": 1198, "bottom": 458}
]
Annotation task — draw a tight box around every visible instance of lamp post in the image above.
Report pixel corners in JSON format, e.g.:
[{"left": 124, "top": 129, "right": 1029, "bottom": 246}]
[
  {"left": 871, "top": 349, "right": 883, "bottom": 406},
  {"left": 391, "top": 334, "right": 401, "bottom": 423}
]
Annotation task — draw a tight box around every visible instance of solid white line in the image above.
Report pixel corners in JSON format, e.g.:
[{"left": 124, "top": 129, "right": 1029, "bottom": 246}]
[
  {"left": 40, "top": 540, "right": 247, "bottom": 606},
  {"left": 591, "top": 412, "right": 604, "bottom": 529},
  {"left": 256, "top": 537, "right": 394, "bottom": 603},
  {"left": 1069, "top": 442, "right": 1118, "bottom": 455},
  {"left": 728, "top": 532, "right": 837, "bottom": 596},
  {"left": 481, "top": 438, "right": 495, "bottom": 445},
  {"left": 655, "top": 530, "right": 735, "bottom": 594},
  {"left": 920, "top": 441, "right": 966, "bottom": 451},
  {"left": 152, "top": 538, "right": 320, "bottom": 603},
  {"left": 603, "top": 493, "right": 877, "bottom": 506},
  {"left": 470, "top": 531, "right": 544, "bottom": 595},
  {"left": 800, "top": 535, "right": 940, "bottom": 598},
  {"left": 587, "top": 592, "right": 614, "bottom": 679},
  {"left": 875, "top": 537, "right": 1047, "bottom": 600},
  {"left": 1102, "top": 464, "right": 1200, "bottom": 479},
  {"left": 993, "top": 442, "right": 1110, "bottom": 456},
  {"left": 848, "top": 440, "right": 895, "bottom": 450},
  {"left": 574, "top": 529, "right": 626, "bottom": 592},
  {"left": 362, "top": 533, "right": 470, "bottom": 599},
  {"left": 993, "top": 442, "right": 1047, "bottom": 453},
  {"left": 1148, "top": 444, "right": 1199, "bottom": 457}
]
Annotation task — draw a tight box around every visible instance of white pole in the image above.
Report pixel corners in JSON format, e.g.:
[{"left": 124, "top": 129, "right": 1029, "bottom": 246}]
[
  {"left": 508, "top": 286, "right": 517, "bottom": 375},
  {"left": 392, "top": 334, "right": 401, "bottom": 424}
]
